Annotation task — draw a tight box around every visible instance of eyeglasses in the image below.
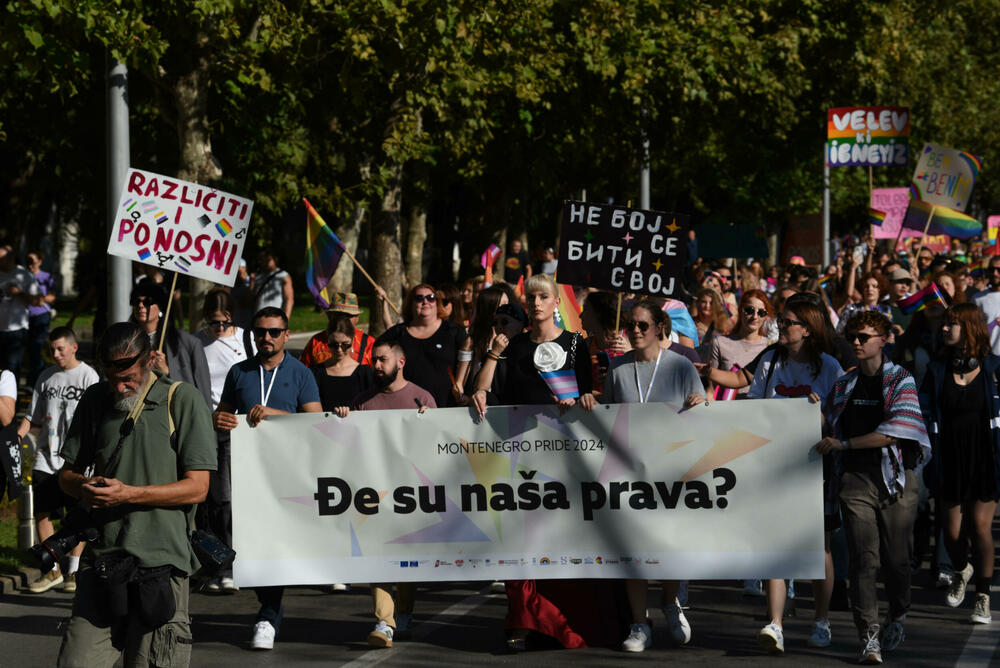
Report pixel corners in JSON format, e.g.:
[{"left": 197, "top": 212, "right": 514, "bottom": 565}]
[
  {"left": 777, "top": 317, "right": 803, "bottom": 329},
  {"left": 131, "top": 296, "right": 156, "bottom": 307},
  {"left": 743, "top": 306, "right": 768, "bottom": 318},
  {"left": 329, "top": 341, "right": 353, "bottom": 351},
  {"left": 413, "top": 294, "right": 437, "bottom": 304},
  {"left": 208, "top": 320, "right": 233, "bottom": 329},
  {"left": 101, "top": 351, "right": 144, "bottom": 372},
  {"left": 845, "top": 331, "right": 881, "bottom": 344},
  {"left": 252, "top": 326, "right": 287, "bottom": 339},
  {"left": 623, "top": 320, "right": 652, "bottom": 333}
]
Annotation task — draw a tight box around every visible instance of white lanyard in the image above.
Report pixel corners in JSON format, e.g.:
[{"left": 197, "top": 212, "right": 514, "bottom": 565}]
[
  {"left": 633, "top": 348, "right": 663, "bottom": 404},
  {"left": 259, "top": 362, "right": 279, "bottom": 407}
]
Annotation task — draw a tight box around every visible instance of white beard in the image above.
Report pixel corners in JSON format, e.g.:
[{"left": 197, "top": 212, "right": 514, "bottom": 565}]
[{"left": 113, "top": 392, "right": 142, "bottom": 412}]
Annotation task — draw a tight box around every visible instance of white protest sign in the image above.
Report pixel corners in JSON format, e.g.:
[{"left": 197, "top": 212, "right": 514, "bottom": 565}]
[
  {"left": 910, "top": 143, "right": 980, "bottom": 212},
  {"left": 231, "top": 400, "right": 825, "bottom": 586},
  {"left": 107, "top": 168, "right": 253, "bottom": 286}
]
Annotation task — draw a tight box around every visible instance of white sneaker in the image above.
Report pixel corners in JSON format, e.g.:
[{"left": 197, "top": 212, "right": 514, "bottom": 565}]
[
  {"left": 621, "top": 622, "right": 652, "bottom": 652},
  {"left": 368, "top": 620, "right": 394, "bottom": 648},
  {"left": 807, "top": 619, "right": 831, "bottom": 648},
  {"left": 947, "top": 564, "right": 974, "bottom": 607},
  {"left": 250, "top": 621, "right": 275, "bottom": 650},
  {"left": 881, "top": 616, "right": 904, "bottom": 651},
  {"left": 860, "top": 625, "right": 882, "bottom": 664},
  {"left": 936, "top": 570, "right": 955, "bottom": 588},
  {"left": 490, "top": 581, "right": 506, "bottom": 594},
  {"left": 971, "top": 593, "right": 992, "bottom": 624},
  {"left": 663, "top": 601, "right": 691, "bottom": 645},
  {"left": 27, "top": 569, "right": 64, "bottom": 594},
  {"left": 220, "top": 577, "right": 238, "bottom": 592},
  {"left": 395, "top": 612, "right": 412, "bottom": 634},
  {"left": 205, "top": 577, "right": 221, "bottom": 592},
  {"left": 329, "top": 583, "right": 350, "bottom": 592},
  {"left": 758, "top": 623, "right": 784, "bottom": 654},
  {"left": 743, "top": 579, "right": 764, "bottom": 596}
]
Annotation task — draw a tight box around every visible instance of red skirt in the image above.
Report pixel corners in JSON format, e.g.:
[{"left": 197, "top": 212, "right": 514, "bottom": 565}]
[{"left": 504, "top": 579, "right": 628, "bottom": 649}]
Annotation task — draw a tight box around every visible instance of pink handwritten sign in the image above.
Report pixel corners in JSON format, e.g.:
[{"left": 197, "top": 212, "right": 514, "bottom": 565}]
[{"left": 871, "top": 187, "right": 919, "bottom": 240}]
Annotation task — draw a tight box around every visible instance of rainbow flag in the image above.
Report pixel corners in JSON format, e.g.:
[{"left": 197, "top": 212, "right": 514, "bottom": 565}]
[
  {"left": 868, "top": 208, "right": 886, "bottom": 226},
  {"left": 901, "top": 199, "right": 982, "bottom": 239},
  {"left": 304, "top": 198, "right": 345, "bottom": 309},
  {"left": 898, "top": 282, "right": 948, "bottom": 314},
  {"left": 553, "top": 284, "right": 583, "bottom": 332}
]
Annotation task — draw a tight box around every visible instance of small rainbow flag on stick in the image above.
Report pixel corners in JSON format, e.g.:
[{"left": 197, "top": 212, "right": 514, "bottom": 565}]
[
  {"left": 868, "top": 208, "right": 886, "bottom": 226},
  {"left": 304, "top": 198, "right": 345, "bottom": 309},
  {"left": 481, "top": 244, "right": 501, "bottom": 269},
  {"left": 898, "top": 282, "right": 948, "bottom": 314},
  {"left": 539, "top": 369, "right": 579, "bottom": 400},
  {"left": 553, "top": 284, "right": 583, "bottom": 332}
]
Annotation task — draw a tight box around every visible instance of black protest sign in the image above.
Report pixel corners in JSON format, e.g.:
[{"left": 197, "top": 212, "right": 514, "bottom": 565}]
[{"left": 557, "top": 201, "right": 689, "bottom": 297}]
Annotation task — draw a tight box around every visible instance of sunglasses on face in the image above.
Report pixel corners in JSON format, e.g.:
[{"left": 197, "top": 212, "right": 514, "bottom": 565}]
[
  {"left": 413, "top": 294, "right": 437, "bottom": 304},
  {"left": 101, "top": 351, "right": 144, "bottom": 372},
  {"left": 440, "top": 297, "right": 451, "bottom": 306},
  {"left": 252, "top": 326, "right": 287, "bottom": 339},
  {"left": 493, "top": 317, "right": 514, "bottom": 329},
  {"left": 329, "top": 340, "right": 353, "bottom": 352},
  {"left": 743, "top": 306, "right": 768, "bottom": 318},
  {"left": 131, "top": 296, "right": 156, "bottom": 307},
  {"left": 846, "top": 331, "right": 881, "bottom": 345},
  {"left": 623, "top": 320, "right": 652, "bottom": 333},
  {"left": 208, "top": 320, "right": 233, "bottom": 329},
  {"left": 777, "top": 317, "right": 803, "bottom": 329}
]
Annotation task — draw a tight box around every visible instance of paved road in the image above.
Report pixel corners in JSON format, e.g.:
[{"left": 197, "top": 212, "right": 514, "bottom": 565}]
[{"left": 1, "top": 574, "right": 997, "bottom": 667}]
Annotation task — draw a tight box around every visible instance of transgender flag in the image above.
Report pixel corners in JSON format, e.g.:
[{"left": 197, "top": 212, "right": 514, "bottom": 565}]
[
  {"left": 539, "top": 370, "right": 579, "bottom": 400},
  {"left": 304, "top": 198, "right": 345, "bottom": 309}
]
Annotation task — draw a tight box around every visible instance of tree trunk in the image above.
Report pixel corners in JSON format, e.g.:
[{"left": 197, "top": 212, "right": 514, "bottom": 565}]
[
  {"left": 328, "top": 203, "right": 365, "bottom": 295},
  {"left": 172, "top": 51, "right": 223, "bottom": 332},
  {"left": 370, "top": 163, "right": 404, "bottom": 336},
  {"left": 404, "top": 205, "right": 426, "bottom": 289}
]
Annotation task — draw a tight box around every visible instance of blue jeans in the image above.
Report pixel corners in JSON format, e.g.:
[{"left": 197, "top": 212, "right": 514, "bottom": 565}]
[
  {"left": 256, "top": 587, "right": 284, "bottom": 633},
  {"left": 0, "top": 328, "right": 27, "bottom": 383}
]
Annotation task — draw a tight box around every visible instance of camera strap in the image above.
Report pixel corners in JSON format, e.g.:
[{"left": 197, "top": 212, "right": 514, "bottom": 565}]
[{"left": 101, "top": 373, "right": 158, "bottom": 478}]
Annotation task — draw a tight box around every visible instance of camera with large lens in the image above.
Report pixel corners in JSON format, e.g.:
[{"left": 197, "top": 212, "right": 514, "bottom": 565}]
[{"left": 28, "top": 506, "right": 100, "bottom": 573}]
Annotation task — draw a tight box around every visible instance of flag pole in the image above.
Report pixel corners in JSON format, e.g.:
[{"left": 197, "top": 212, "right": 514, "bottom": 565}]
[
  {"left": 338, "top": 243, "right": 400, "bottom": 316},
  {"left": 868, "top": 165, "right": 875, "bottom": 239},
  {"left": 159, "top": 271, "right": 179, "bottom": 353}
]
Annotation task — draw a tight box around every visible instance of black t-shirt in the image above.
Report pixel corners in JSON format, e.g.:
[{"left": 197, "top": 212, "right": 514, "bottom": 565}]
[
  {"left": 499, "top": 330, "right": 593, "bottom": 405},
  {"left": 504, "top": 250, "right": 530, "bottom": 283},
  {"left": 310, "top": 364, "right": 375, "bottom": 410},
  {"left": 385, "top": 321, "right": 468, "bottom": 408},
  {"left": 840, "top": 373, "right": 885, "bottom": 473}
]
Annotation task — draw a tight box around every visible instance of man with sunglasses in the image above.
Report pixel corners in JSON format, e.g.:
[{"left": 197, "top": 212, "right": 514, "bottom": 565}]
[
  {"left": 213, "top": 306, "right": 321, "bottom": 651},
  {"left": 55, "top": 321, "right": 217, "bottom": 667},
  {"left": 972, "top": 255, "right": 1000, "bottom": 355}
]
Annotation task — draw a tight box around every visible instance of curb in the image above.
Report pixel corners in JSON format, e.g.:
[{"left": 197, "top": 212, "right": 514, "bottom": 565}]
[{"left": 0, "top": 566, "right": 40, "bottom": 597}]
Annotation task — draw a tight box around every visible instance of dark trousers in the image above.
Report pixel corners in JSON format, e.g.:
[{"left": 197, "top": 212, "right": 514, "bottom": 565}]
[
  {"left": 256, "top": 587, "right": 284, "bottom": 632},
  {"left": 840, "top": 469, "right": 918, "bottom": 636},
  {"left": 0, "top": 328, "right": 27, "bottom": 383},
  {"left": 194, "top": 433, "right": 233, "bottom": 578},
  {"left": 26, "top": 312, "right": 50, "bottom": 388}
]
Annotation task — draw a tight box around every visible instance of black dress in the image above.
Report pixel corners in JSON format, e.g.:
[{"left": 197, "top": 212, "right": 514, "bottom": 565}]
[
  {"left": 310, "top": 364, "right": 375, "bottom": 411},
  {"left": 385, "top": 321, "right": 468, "bottom": 408},
  {"left": 499, "top": 330, "right": 592, "bottom": 406},
  {"left": 939, "top": 370, "right": 998, "bottom": 504}
]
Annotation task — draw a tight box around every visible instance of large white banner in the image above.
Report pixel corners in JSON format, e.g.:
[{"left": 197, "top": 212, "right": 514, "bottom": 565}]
[
  {"left": 108, "top": 168, "right": 253, "bottom": 286},
  {"left": 231, "top": 400, "right": 824, "bottom": 587}
]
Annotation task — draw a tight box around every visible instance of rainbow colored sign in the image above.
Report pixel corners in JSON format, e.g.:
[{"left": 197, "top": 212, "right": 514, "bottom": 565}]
[
  {"left": 910, "top": 143, "right": 980, "bottom": 212},
  {"left": 827, "top": 106, "right": 910, "bottom": 167}
]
